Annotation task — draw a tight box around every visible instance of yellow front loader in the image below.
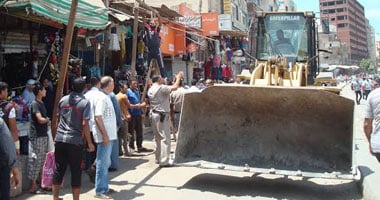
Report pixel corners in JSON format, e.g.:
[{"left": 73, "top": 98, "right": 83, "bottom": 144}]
[{"left": 173, "top": 11, "right": 358, "bottom": 180}]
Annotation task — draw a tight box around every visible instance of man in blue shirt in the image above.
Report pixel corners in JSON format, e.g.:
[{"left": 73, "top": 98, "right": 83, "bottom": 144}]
[
  {"left": 127, "top": 80, "right": 150, "bottom": 153},
  {"left": 109, "top": 92, "right": 122, "bottom": 170}
]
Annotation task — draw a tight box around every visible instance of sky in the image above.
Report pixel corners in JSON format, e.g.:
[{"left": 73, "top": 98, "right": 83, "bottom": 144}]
[{"left": 292, "top": 0, "right": 380, "bottom": 40}]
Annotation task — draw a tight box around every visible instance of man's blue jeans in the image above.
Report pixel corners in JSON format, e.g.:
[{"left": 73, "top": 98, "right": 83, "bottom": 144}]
[
  {"left": 110, "top": 139, "right": 119, "bottom": 169},
  {"left": 95, "top": 140, "right": 116, "bottom": 195}
]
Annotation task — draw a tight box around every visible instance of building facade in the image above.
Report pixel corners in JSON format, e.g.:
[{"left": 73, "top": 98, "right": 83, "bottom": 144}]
[
  {"left": 366, "top": 22, "right": 377, "bottom": 68},
  {"left": 278, "top": 0, "right": 296, "bottom": 11},
  {"left": 258, "top": 0, "right": 280, "bottom": 11},
  {"left": 319, "top": 0, "right": 368, "bottom": 65}
]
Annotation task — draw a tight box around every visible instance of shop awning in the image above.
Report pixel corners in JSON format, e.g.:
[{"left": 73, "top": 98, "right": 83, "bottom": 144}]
[
  {"left": 0, "top": 0, "right": 6, "bottom": 6},
  {"left": 2, "top": 0, "right": 109, "bottom": 30}
]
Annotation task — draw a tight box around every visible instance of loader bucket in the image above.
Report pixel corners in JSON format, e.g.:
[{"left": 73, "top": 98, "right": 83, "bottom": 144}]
[{"left": 174, "top": 85, "right": 355, "bottom": 179}]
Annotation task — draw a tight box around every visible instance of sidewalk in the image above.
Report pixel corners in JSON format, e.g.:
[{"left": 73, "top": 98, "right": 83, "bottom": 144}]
[{"left": 340, "top": 83, "right": 380, "bottom": 200}]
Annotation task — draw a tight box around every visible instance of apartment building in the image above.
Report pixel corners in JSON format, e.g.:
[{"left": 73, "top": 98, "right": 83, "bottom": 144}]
[{"left": 319, "top": 0, "right": 368, "bottom": 65}]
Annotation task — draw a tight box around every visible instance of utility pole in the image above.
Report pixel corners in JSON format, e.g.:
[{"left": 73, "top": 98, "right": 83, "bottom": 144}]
[
  {"left": 130, "top": 1, "right": 139, "bottom": 80},
  {"left": 198, "top": 0, "right": 202, "bottom": 13},
  {"left": 197, "top": 0, "right": 202, "bottom": 69},
  {"left": 51, "top": 0, "right": 78, "bottom": 137}
]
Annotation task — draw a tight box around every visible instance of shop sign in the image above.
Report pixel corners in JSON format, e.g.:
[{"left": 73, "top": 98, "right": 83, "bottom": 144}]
[
  {"left": 178, "top": 16, "right": 202, "bottom": 28},
  {"left": 174, "top": 23, "right": 186, "bottom": 55},
  {"left": 219, "top": 14, "right": 232, "bottom": 30},
  {"left": 201, "top": 13, "right": 219, "bottom": 36},
  {"left": 160, "top": 23, "right": 175, "bottom": 55},
  {"left": 224, "top": 0, "right": 231, "bottom": 14},
  {"left": 160, "top": 22, "right": 186, "bottom": 56},
  {"left": 178, "top": 3, "right": 201, "bottom": 28}
]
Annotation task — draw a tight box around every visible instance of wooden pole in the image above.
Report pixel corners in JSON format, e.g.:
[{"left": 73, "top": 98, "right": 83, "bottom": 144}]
[
  {"left": 51, "top": 0, "right": 78, "bottom": 137},
  {"left": 130, "top": 1, "right": 139, "bottom": 80},
  {"left": 141, "top": 59, "right": 160, "bottom": 103}
]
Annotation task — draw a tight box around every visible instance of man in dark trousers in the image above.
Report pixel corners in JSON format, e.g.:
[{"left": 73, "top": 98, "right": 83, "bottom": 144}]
[
  {"left": 127, "top": 80, "right": 151, "bottom": 153},
  {"left": 144, "top": 19, "right": 166, "bottom": 78},
  {"left": 52, "top": 77, "right": 95, "bottom": 200}
]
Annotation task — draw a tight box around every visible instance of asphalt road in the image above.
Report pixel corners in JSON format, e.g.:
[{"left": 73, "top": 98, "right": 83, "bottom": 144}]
[{"left": 15, "top": 83, "right": 363, "bottom": 200}]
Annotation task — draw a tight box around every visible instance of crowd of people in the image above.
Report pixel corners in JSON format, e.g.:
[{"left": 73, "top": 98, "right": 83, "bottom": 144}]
[
  {"left": 0, "top": 70, "right": 216, "bottom": 200},
  {"left": 350, "top": 74, "right": 374, "bottom": 105},
  {"left": 0, "top": 70, "right": 248, "bottom": 200}
]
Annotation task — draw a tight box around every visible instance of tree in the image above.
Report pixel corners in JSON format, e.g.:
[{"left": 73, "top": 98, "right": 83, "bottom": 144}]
[{"left": 359, "top": 58, "right": 372, "bottom": 72}]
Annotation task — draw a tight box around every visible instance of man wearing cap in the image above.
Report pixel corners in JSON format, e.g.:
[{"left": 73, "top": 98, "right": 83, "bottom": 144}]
[
  {"left": 22, "top": 79, "right": 36, "bottom": 107},
  {"left": 364, "top": 78, "right": 380, "bottom": 162}
]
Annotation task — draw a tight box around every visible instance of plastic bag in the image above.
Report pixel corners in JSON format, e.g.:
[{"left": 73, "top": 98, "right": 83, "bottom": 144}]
[
  {"left": 47, "top": 126, "right": 54, "bottom": 152},
  {"left": 41, "top": 151, "right": 55, "bottom": 188}
]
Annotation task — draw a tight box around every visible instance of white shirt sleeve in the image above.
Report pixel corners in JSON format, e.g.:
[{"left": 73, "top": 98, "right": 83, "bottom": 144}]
[{"left": 8, "top": 107, "right": 16, "bottom": 119}]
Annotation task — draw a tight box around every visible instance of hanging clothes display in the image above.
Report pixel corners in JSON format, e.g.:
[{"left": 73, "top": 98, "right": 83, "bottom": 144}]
[
  {"left": 220, "top": 36, "right": 226, "bottom": 50},
  {"left": 217, "top": 66, "right": 223, "bottom": 80},
  {"left": 214, "top": 40, "right": 220, "bottom": 55},
  {"left": 226, "top": 47, "right": 232, "bottom": 62},
  {"left": 120, "top": 25, "right": 127, "bottom": 63},
  {"left": 137, "top": 39, "right": 145, "bottom": 59},
  {"left": 144, "top": 20, "right": 166, "bottom": 77},
  {"left": 211, "top": 66, "right": 218, "bottom": 80},
  {"left": 204, "top": 60, "right": 213, "bottom": 79},
  {"left": 213, "top": 54, "right": 221, "bottom": 68},
  {"left": 241, "top": 38, "right": 248, "bottom": 50},
  {"left": 222, "top": 64, "right": 232, "bottom": 80},
  {"left": 109, "top": 26, "right": 120, "bottom": 51},
  {"left": 220, "top": 50, "right": 226, "bottom": 65},
  {"left": 232, "top": 37, "right": 239, "bottom": 49}
]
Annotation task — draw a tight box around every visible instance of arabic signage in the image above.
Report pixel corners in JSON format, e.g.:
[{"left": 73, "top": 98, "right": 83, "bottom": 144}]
[
  {"left": 178, "top": 3, "right": 201, "bottom": 28},
  {"left": 178, "top": 16, "right": 202, "bottom": 28},
  {"left": 201, "top": 13, "right": 219, "bottom": 36},
  {"left": 159, "top": 22, "right": 186, "bottom": 56}
]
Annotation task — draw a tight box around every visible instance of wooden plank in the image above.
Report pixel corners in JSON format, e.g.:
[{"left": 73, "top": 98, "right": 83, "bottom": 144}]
[{"left": 51, "top": 0, "right": 78, "bottom": 137}]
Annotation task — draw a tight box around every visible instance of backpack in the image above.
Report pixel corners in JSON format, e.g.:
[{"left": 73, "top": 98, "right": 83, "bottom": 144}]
[{"left": 0, "top": 100, "right": 14, "bottom": 125}]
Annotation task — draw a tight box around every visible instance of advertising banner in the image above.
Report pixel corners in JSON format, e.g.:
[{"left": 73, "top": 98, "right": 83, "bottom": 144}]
[{"left": 201, "top": 13, "right": 219, "bottom": 36}]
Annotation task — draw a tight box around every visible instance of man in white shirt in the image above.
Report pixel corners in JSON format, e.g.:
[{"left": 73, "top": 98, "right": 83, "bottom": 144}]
[
  {"left": 362, "top": 77, "right": 372, "bottom": 100},
  {"left": 364, "top": 79, "right": 380, "bottom": 162},
  {"left": 93, "top": 76, "right": 117, "bottom": 199},
  {"left": 0, "top": 81, "right": 20, "bottom": 155},
  {"left": 84, "top": 77, "right": 101, "bottom": 180}
]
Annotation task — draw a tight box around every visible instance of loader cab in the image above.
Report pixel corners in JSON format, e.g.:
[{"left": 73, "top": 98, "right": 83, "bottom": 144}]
[{"left": 256, "top": 12, "right": 317, "bottom": 84}]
